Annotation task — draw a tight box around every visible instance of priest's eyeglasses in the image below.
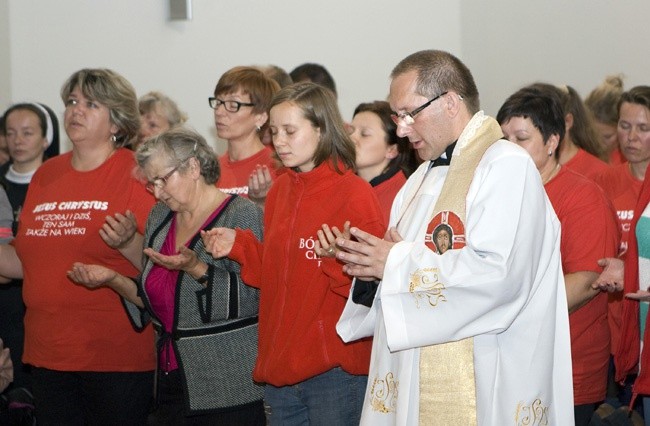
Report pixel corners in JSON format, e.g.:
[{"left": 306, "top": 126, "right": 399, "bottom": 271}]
[
  {"left": 391, "top": 91, "right": 448, "bottom": 126},
  {"left": 145, "top": 166, "right": 180, "bottom": 193},
  {"left": 208, "top": 97, "right": 255, "bottom": 113}
]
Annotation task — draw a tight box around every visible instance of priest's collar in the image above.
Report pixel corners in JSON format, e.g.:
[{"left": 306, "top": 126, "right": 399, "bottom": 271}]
[{"left": 429, "top": 141, "right": 457, "bottom": 169}]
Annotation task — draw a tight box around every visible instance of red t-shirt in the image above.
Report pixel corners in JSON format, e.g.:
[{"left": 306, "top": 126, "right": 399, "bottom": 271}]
[
  {"left": 564, "top": 148, "right": 610, "bottom": 181},
  {"left": 595, "top": 164, "right": 644, "bottom": 257},
  {"left": 609, "top": 149, "right": 625, "bottom": 166},
  {"left": 217, "top": 146, "right": 279, "bottom": 197},
  {"left": 545, "top": 166, "right": 619, "bottom": 404},
  {"left": 14, "top": 149, "right": 156, "bottom": 372},
  {"left": 595, "top": 163, "right": 644, "bottom": 355}
]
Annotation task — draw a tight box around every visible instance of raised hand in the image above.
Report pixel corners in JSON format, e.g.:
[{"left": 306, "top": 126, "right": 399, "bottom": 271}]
[
  {"left": 143, "top": 246, "right": 200, "bottom": 272},
  {"left": 592, "top": 258, "right": 624, "bottom": 292},
  {"left": 201, "top": 227, "right": 236, "bottom": 258},
  {"left": 248, "top": 165, "right": 273, "bottom": 206},
  {"left": 315, "top": 221, "right": 351, "bottom": 258},
  {"left": 100, "top": 210, "right": 137, "bottom": 249},
  {"left": 67, "top": 263, "right": 118, "bottom": 289},
  {"left": 626, "top": 289, "right": 650, "bottom": 302}
]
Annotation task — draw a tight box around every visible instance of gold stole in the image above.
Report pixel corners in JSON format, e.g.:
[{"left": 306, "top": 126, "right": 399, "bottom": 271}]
[{"left": 418, "top": 115, "right": 503, "bottom": 425}]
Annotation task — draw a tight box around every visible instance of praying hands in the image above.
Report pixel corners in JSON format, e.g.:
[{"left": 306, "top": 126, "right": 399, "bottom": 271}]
[{"left": 333, "top": 226, "right": 403, "bottom": 281}]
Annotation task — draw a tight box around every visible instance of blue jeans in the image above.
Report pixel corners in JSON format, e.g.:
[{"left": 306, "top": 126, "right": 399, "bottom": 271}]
[{"left": 264, "top": 368, "right": 367, "bottom": 426}]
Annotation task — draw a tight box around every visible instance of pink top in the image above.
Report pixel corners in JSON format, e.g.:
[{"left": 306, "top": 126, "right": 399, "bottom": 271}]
[{"left": 145, "top": 197, "right": 230, "bottom": 371}]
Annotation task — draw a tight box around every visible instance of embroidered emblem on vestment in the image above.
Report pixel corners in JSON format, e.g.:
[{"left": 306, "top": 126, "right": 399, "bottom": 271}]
[
  {"left": 515, "top": 399, "right": 549, "bottom": 426},
  {"left": 424, "top": 211, "right": 466, "bottom": 254},
  {"left": 369, "top": 372, "right": 398, "bottom": 414},
  {"left": 409, "top": 267, "right": 446, "bottom": 308}
]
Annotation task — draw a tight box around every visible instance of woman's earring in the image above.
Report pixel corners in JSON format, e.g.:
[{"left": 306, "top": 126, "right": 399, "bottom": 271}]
[{"left": 111, "top": 134, "right": 117, "bottom": 143}]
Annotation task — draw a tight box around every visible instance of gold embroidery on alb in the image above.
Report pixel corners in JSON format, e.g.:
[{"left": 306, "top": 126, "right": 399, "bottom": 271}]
[
  {"left": 514, "top": 399, "right": 549, "bottom": 426},
  {"left": 369, "top": 372, "right": 399, "bottom": 414},
  {"left": 409, "top": 268, "right": 446, "bottom": 308}
]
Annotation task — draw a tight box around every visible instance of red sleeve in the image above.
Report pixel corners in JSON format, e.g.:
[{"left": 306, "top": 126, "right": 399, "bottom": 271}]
[
  {"left": 550, "top": 181, "right": 619, "bottom": 274},
  {"left": 229, "top": 228, "right": 264, "bottom": 289},
  {"left": 323, "top": 187, "right": 385, "bottom": 299}
]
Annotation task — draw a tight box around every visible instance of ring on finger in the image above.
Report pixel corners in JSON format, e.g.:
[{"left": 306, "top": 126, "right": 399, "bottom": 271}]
[{"left": 326, "top": 246, "right": 335, "bottom": 255}]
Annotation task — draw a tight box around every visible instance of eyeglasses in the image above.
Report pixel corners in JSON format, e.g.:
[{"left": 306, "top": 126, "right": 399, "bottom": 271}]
[
  {"left": 391, "top": 91, "right": 448, "bottom": 126},
  {"left": 208, "top": 97, "right": 255, "bottom": 113},
  {"left": 145, "top": 166, "right": 179, "bottom": 193}
]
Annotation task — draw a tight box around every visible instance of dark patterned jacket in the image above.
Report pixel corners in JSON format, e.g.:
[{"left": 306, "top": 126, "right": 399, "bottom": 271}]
[{"left": 123, "top": 195, "right": 263, "bottom": 414}]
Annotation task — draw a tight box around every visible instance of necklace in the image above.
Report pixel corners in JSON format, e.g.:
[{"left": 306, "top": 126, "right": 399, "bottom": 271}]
[{"left": 542, "top": 163, "right": 561, "bottom": 185}]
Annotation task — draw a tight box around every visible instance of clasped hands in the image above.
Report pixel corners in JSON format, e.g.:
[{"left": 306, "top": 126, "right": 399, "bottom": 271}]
[{"left": 314, "top": 220, "right": 402, "bottom": 281}]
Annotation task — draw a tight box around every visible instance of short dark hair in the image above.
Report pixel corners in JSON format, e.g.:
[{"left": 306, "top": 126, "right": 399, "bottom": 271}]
[
  {"left": 496, "top": 84, "right": 566, "bottom": 148},
  {"left": 290, "top": 63, "right": 337, "bottom": 97},
  {"left": 391, "top": 50, "right": 480, "bottom": 113}
]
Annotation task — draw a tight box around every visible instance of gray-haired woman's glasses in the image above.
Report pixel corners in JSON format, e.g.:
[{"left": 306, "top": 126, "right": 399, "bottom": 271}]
[{"left": 145, "top": 166, "right": 179, "bottom": 193}]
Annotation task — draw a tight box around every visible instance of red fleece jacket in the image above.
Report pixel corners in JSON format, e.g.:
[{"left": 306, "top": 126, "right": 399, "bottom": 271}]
[{"left": 229, "top": 162, "right": 385, "bottom": 386}]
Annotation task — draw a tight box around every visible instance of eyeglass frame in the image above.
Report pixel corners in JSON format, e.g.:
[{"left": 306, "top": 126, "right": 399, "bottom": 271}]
[
  {"left": 145, "top": 165, "right": 181, "bottom": 193},
  {"left": 208, "top": 97, "right": 255, "bottom": 113},
  {"left": 391, "top": 91, "right": 449, "bottom": 126}
]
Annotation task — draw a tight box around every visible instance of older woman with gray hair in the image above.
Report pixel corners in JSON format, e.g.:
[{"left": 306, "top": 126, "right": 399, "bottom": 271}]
[{"left": 68, "top": 127, "right": 265, "bottom": 425}]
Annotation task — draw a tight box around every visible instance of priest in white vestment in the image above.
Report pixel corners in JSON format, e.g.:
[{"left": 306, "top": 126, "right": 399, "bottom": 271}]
[{"left": 331, "top": 50, "right": 574, "bottom": 426}]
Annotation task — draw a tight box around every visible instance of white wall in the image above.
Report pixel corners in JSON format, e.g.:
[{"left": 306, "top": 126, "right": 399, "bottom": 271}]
[
  {"left": 2, "top": 1, "right": 649, "bottom": 154},
  {"left": 0, "top": 0, "right": 10, "bottom": 111},
  {"left": 1, "top": 0, "right": 461, "bottom": 153},
  {"left": 461, "top": 0, "right": 650, "bottom": 117}
]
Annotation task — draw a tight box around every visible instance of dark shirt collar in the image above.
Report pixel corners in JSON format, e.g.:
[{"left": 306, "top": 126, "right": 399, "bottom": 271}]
[
  {"left": 368, "top": 164, "right": 402, "bottom": 188},
  {"left": 428, "top": 141, "right": 457, "bottom": 169}
]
